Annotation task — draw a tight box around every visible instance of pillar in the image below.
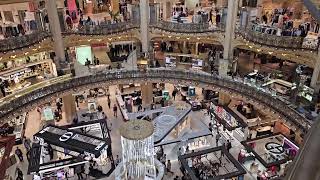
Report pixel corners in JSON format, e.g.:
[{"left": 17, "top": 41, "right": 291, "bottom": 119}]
[
  {"left": 46, "top": 0, "right": 65, "bottom": 69},
  {"left": 111, "top": 0, "right": 120, "bottom": 14},
  {"left": 311, "top": 49, "right": 320, "bottom": 92},
  {"left": 256, "top": 0, "right": 263, "bottom": 18},
  {"left": 140, "top": 0, "right": 150, "bottom": 53},
  {"left": 62, "top": 94, "right": 77, "bottom": 123},
  {"left": 162, "top": 1, "right": 172, "bottom": 21},
  {"left": 195, "top": 42, "right": 199, "bottom": 55},
  {"left": 220, "top": 0, "right": 238, "bottom": 77},
  {"left": 141, "top": 83, "right": 153, "bottom": 109},
  {"left": 218, "top": 92, "right": 231, "bottom": 106}
]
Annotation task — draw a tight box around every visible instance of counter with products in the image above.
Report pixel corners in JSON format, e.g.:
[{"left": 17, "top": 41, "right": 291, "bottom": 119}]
[
  {"left": 0, "top": 59, "right": 56, "bottom": 95},
  {"left": 210, "top": 102, "right": 247, "bottom": 131},
  {"left": 8, "top": 113, "right": 27, "bottom": 144}
]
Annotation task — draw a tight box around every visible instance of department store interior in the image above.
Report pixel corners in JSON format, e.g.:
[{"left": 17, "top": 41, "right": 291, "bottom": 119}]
[{"left": 0, "top": 0, "right": 319, "bottom": 180}]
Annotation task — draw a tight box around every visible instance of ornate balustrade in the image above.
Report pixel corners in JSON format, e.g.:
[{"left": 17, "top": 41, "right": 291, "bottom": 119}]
[
  {"left": 0, "top": 31, "right": 51, "bottom": 53},
  {"left": 238, "top": 28, "right": 305, "bottom": 49},
  {"left": 64, "top": 22, "right": 139, "bottom": 35},
  {"left": 0, "top": 21, "right": 318, "bottom": 53},
  {"left": 0, "top": 68, "right": 309, "bottom": 133},
  {"left": 151, "top": 21, "right": 219, "bottom": 33}
]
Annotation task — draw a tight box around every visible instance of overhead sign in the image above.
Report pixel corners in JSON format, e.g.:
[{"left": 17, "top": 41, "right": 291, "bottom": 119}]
[{"left": 35, "top": 125, "right": 108, "bottom": 158}]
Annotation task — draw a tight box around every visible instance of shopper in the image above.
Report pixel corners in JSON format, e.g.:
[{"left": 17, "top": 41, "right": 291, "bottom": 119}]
[
  {"left": 138, "top": 104, "right": 143, "bottom": 111},
  {"left": 107, "top": 97, "right": 111, "bottom": 109},
  {"left": 56, "top": 100, "right": 62, "bottom": 112},
  {"left": 15, "top": 147, "right": 23, "bottom": 162},
  {"left": 84, "top": 162, "right": 90, "bottom": 178},
  {"left": 172, "top": 89, "right": 177, "bottom": 100},
  {"left": 226, "top": 140, "right": 232, "bottom": 152},
  {"left": 75, "top": 165, "right": 83, "bottom": 179},
  {"left": 15, "top": 167, "right": 23, "bottom": 180},
  {"left": 115, "top": 155, "right": 120, "bottom": 166},
  {"left": 113, "top": 104, "right": 118, "bottom": 117},
  {"left": 23, "top": 137, "right": 31, "bottom": 151},
  {"left": 75, "top": 96, "right": 79, "bottom": 107},
  {"left": 215, "top": 132, "right": 221, "bottom": 146},
  {"left": 85, "top": 58, "right": 91, "bottom": 69},
  {"left": 208, "top": 122, "right": 213, "bottom": 132},
  {"left": 161, "top": 154, "right": 167, "bottom": 166},
  {"left": 26, "top": 150, "right": 30, "bottom": 162},
  {"left": 167, "top": 160, "right": 173, "bottom": 174}
]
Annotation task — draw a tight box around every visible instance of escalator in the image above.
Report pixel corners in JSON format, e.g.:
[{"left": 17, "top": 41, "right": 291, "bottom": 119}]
[{"left": 303, "top": 0, "right": 320, "bottom": 23}]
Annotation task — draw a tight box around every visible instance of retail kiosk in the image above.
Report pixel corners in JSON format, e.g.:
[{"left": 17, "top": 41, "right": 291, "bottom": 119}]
[
  {"left": 29, "top": 120, "right": 114, "bottom": 179},
  {"left": 179, "top": 146, "right": 246, "bottom": 180}
]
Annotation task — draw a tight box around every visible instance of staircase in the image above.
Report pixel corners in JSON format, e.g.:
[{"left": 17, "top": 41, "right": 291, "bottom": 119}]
[{"left": 303, "top": 0, "right": 320, "bottom": 23}]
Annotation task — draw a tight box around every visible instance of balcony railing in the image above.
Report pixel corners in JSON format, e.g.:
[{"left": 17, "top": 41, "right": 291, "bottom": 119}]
[
  {"left": 238, "top": 28, "right": 306, "bottom": 49},
  {"left": 0, "top": 21, "right": 317, "bottom": 53},
  {"left": 0, "top": 68, "right": 310, "bottom": 133},
  {"left": 64, "top": 22, "right": 139, "bottom": 35},
  {"left": 0, "top": 31, "right": 51, "bottom": 53},
  {"left": 151, "top": 21, "right": 220, "bottom": 33}
]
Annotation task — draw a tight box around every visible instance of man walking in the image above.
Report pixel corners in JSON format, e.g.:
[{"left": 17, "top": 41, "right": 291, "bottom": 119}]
[
  {"left": 215, "top": 132, "right": 221, "bottom": 146},
  {"left": 107, "top": 97, "right": 111, "bottom": 109},
  {"left": 113, "top": 104, "right": 118, "bottom": 117},
  {"left": 15, "top": 147, "right": 23, "bottom": 162}
]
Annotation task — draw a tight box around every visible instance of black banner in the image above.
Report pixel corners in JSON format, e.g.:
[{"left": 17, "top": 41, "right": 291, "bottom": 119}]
[{"left": 35, "top": 125, "right": 108, "bottom": 158}]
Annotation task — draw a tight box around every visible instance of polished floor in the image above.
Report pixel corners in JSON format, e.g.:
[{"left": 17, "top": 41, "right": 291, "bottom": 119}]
[{"left": 5, "top": 84, "right": 258, "bottom": 180}]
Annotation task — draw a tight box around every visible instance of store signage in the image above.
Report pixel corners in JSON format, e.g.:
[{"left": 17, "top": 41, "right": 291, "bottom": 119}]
[
  {"left": 59, "top": 132, "right": 73, "bottom": 142},
  {"left": 35, "top": 125, "right": 108, "bottom": 158},
  {"left": 210, "top": 103, "right": 237, "bottom": 128},
  {"left": 265, "top": 142, "right": 284, "bottom": 154}
]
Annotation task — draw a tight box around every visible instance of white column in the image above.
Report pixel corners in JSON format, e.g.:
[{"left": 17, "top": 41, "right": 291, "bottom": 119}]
[
  {"left": 311, "top": 48, "right": 320, "bottom": 92},
  {"left": 46, "top": 0, "right": 65, "bottom": 68},
  {"left": 256, "top": 0, "right": 263, "bottom": 18},
  {"left": 220, "top": 0, "right": 238, "bottom": 77},
  {"left": 140, "top": 0, "right": 150, "bottom": 53}
]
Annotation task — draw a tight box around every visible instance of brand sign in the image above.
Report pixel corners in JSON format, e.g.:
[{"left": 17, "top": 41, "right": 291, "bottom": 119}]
[{"left": 35, "top": 125, "right": 108, "bottom": 158}]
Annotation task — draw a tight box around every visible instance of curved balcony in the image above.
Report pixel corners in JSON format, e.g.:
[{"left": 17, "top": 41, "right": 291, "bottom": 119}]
[
  {"left": 0, "top": 31, "right": 51, "bottom": 53},
  {"left": 63, "top": 22, "right": 139, "bottom": 35},
  {"left": 151, "top": 21, "right": 221, "bottom": 33},
  {"left": 238, "top": 28, "right": 306, "bottom": 50},
  {"left": 0, "top": 68, "right": 309, "bottom": 133}
]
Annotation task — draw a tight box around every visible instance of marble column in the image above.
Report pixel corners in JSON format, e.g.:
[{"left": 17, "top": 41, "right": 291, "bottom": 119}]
[
  {"left": 218, "top": 92, "right": 231, "bottom": 106},
  {"left": 256, "top": 0, "right": 263, "bottom": 18},
  {"left": 220, "top": 0, "right": 238, "bottom": 77},
  {"left": 195, "top": 42, "right": 199, "bottom": 55},
  {"left": 46, "top": 0, "right": 65, "bottom": 69},
  {"left": 311, "top": 48, "right": 320, "bottom": 92},
  {"left": 140, "top": 0, "right": 150, "bottom": 53},
  {"left": 111, "top": 0, "right": 120, "bottom": 13},
  {"left": 62, "top": 94, "right": 77, "bottom": 123},
  {"left": 141, "top": 83, "right": 153, "bottom": 109}
]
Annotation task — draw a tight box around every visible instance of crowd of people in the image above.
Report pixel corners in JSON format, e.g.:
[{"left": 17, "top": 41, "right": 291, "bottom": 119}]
[{"left": 254, "top": 7, "right": 318, "bottom": 38}]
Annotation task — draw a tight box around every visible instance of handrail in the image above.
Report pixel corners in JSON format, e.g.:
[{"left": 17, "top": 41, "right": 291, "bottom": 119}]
[
  {"left": 63, "top": 22, "right": 139, "bottom": 35},
  {"left": 237, "top": 23, "right": 318, "bottom": 50},
  {"left": 0, "top": 68, "right": 310, "bottom": 133},
  {"left": 0, "top": 21, "right": 317, "bottom": 53},
  {"left": 150, "top": 21, "right": 222, "bottom": 33},
  {"left": 0, "top": 31, "right": 51, "bottom": 53}
]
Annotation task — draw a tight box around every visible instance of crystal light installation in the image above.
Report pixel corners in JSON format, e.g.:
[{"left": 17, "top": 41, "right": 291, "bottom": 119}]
[{"left": 119, "top": 120, "right": 155, "bottom": 180}]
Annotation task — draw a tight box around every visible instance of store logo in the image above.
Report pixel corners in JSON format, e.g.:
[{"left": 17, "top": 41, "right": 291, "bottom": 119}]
[
  {"left": 59, "top": 132, "right": 74, "bottom": 142},
  {"left": 265, "top": 142, "right": 284, "bottom": 154},
  {"left": 95, "top": 142, "right": 105, "bottom": 151}
]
